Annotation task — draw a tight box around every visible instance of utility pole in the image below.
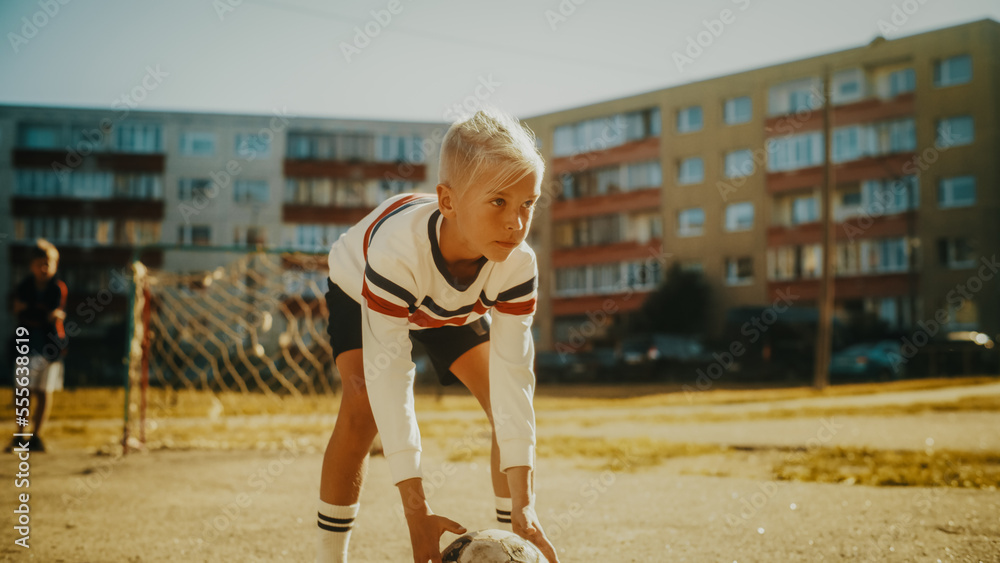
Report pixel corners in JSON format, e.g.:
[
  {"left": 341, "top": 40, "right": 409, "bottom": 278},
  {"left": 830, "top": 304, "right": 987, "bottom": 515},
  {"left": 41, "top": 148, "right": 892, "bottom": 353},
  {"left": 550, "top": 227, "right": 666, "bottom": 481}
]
[{"left": 814, "top": 65, "right": 835, "bottom": 390}]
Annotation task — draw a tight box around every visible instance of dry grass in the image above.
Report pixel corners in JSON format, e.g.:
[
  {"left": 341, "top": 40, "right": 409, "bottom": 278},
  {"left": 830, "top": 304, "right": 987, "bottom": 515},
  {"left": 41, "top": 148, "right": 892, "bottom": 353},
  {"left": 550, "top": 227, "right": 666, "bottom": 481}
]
[
  {"left": 774, "top": 446, "right": 1000, "bottom": 489},
  {"left": 538, "top": 393, "right": 1000, "bottom": 429}
]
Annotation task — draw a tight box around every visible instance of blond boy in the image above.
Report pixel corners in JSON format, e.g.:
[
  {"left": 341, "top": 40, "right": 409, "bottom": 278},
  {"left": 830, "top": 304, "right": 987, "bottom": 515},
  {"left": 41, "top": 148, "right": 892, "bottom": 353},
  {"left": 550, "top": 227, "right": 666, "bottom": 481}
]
[{"left": 318, "top": 109, "right": 559, "bottom": 563}]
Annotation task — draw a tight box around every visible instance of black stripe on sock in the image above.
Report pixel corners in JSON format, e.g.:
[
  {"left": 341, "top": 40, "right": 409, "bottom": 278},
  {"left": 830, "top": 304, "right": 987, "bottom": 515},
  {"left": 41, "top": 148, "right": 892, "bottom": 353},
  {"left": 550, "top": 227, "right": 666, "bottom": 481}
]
[
  {"left": 496, "top": 509, "right": 511, "bottom": 516},
  {"left": 318, "top": 520, "right": 353, "bottom": 533},
  {"left": 318, "top": 512, "right": 355, "bottom": 525},
  {"left": 497, "top": 516, "right": 512, "bottom": 524}
]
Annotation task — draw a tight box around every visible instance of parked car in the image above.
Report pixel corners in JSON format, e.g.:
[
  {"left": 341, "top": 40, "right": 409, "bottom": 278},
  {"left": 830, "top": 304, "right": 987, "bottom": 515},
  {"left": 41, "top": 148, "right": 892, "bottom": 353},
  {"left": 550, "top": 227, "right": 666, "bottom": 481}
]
[
  {"left": 535, "top": 350, "right": 598, "bottom": 382},
  {"left": 620, "top": 333, "right": 716, "bottom": 380},
  {"left": 829, "top": 340, "right": 905, "bottom": 381}
]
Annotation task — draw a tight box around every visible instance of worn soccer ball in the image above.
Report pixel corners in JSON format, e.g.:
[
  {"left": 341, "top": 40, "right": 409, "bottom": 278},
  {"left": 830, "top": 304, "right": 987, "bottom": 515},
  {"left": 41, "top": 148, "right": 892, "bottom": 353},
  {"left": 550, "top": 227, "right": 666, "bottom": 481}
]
[{"left": 442, "top": 529, "right": 548, "bottom": 563}]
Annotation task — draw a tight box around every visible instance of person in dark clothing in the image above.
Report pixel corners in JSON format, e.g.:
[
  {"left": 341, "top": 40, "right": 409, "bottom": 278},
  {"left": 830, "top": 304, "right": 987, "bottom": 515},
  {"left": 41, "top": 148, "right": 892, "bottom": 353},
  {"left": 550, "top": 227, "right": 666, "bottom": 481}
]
[{"left": 7, "top": 238, "right": 68, "bottom": 453}]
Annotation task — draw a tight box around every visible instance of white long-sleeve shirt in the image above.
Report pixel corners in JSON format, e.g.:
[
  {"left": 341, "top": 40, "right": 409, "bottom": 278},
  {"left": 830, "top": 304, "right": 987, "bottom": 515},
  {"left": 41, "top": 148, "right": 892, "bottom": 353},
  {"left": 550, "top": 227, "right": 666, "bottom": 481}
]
[{"left": 327, "top": 193, "right": 538, "bottom": 485}]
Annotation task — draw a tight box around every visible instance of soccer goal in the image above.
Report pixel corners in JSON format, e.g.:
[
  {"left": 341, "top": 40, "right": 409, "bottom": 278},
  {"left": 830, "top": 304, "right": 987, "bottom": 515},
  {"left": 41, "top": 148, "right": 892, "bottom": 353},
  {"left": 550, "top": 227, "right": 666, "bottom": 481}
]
[{"left": 122, "top": 247, "right": 339, "bottom": 450}]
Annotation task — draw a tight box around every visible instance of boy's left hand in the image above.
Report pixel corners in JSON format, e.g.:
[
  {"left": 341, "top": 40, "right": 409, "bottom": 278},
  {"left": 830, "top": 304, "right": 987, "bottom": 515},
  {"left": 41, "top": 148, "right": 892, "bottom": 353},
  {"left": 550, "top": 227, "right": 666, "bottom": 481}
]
[{"left": 511, "top": 502, "right": 559, "bottom": 563}]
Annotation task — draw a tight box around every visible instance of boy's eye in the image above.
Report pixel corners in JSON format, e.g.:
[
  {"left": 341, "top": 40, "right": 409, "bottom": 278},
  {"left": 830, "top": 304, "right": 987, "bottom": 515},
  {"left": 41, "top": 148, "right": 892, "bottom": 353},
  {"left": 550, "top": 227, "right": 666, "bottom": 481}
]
[
  {"left": 492, "top": 198, "right": 505, "bottom": 207},
  {"left": 523, "top": 200, "right": 535, "bottom": 209}
]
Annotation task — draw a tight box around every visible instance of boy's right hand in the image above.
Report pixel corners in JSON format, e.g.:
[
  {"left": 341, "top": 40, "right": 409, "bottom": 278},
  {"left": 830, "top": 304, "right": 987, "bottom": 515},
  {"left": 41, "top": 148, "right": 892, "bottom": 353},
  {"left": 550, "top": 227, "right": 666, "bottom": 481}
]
[{"left": 404, "top": 507, "right": 466, "bottom": 563}]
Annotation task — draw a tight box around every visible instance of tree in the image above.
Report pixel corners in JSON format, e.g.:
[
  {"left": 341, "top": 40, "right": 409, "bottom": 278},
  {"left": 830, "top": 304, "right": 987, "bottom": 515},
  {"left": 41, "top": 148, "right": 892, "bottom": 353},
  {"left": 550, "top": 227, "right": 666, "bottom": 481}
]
[{"left": 633, "top": 263, "right": 711, "bottom": 335}]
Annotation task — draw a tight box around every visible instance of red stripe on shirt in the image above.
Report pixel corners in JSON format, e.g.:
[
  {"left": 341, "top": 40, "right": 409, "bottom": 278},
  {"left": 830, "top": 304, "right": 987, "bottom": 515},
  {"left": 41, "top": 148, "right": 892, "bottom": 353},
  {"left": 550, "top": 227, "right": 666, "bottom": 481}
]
[
  {"left": 362, "top": 194, "right": 434, "bottom": 261},
  {"left": 362, "top": 279, "right": 409, "bottom": 318},
  {"left": 55, "top": 279, "right": 68, "bottom": 339},
  {"left": 407, "top": 308, "right": 469, "bottom": 328},
  {"left": 494, "top": 298, "right": 536, "bottom": 316}
]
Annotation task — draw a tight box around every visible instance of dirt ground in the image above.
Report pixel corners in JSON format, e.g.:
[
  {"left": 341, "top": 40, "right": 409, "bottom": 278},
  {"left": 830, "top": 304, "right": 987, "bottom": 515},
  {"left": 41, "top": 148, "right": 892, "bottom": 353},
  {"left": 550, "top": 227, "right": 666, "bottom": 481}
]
[{"left": 2, "top": 380, "right": 1000, "bottom": 562}]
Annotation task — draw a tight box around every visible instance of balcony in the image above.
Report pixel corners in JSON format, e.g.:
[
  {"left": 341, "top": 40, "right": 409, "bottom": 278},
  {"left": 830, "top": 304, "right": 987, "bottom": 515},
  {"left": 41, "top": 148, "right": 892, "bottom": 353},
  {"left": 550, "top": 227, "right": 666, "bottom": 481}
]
[
  {"left": 551, "top": 188, "right": 661, "bottom": 221},
  {"left": 12, "top": 197, "right": 164, "bottom": 220},
  {"left": 283, "top": 159, "right": 426, "bottom": 182},
  {"left": 552, "top": 289, "right": 653, "bottom": 317},
  {"left": 767, "top": 272, "right": 914, "bottom": 302},
  {"left": 552, "top": 239, "right": 663, "bottom": 268},
  {"left": 767, "top": 211, "right": 916, "bottom": 247},
  {"left": 764, "top": 92, "right": 915, "bottom": 137},
  {"left": 766, "top": 152, "right": 917, "bottom": 194},
  {"left": 550, "top": 137, "right": 660, "bottom": 176},
  {"left": 13, "top": 149, "right": 165, "bottom": 173},
  {"left": 282, "top": 204, "right": 374, "bottom": 224}
]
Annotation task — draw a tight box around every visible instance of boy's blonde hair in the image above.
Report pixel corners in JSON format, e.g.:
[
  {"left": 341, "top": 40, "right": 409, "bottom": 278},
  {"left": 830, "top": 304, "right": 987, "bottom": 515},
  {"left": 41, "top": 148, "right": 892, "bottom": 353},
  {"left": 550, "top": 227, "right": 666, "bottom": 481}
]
[
  {"left": 439, "top": 107, "right": 545, "bottom": 198},
  {"left": 30, "top": 238, "right": 60, "bottom": 262}
]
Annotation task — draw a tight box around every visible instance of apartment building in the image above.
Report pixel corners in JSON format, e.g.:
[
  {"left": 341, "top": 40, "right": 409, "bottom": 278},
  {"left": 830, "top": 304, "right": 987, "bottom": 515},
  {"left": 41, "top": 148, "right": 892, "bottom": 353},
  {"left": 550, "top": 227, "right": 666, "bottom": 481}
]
[
  {"left": 0, "top": 107, "right": 441, "bottom": 382},
  {"left": 526, "top": 19, "right": 999, "bottom": 351}
]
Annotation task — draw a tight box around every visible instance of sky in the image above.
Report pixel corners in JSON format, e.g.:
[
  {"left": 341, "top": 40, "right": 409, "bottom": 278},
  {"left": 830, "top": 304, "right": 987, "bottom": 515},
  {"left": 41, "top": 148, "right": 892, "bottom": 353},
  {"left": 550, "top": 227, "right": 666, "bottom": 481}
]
[{"left": 0, "top": 0, "right": 997, "bottom": 123}]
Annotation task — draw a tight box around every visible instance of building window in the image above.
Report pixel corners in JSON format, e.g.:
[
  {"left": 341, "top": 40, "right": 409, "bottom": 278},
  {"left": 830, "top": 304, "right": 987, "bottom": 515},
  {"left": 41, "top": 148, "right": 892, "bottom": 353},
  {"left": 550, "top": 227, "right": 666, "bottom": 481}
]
[
  {"left": 724, "top": 202, "right": 754, "bottom": 232},
  {"left": 120, "top": 220, "right": 161, "bottom": 245},
  {"left": 234, "top": 180, "right": 270, "bottom": 204},
  {"left": 723, "top": 96, "right": 752, "bottom": 125},
  {"left": 724, "top": 149, "right": 754, "bottom": 178},
  {"left": 236, "top": 133, "right": 272, "bottom": 159},
  {"left": 551, "top": 107, "right": 659, "bottom": 157},
  {"left": 767, "top": 131, "right": 824, "bottom": 172},
  {"left": 768, "top": 78, "right": 821, "bottom": 116},
  {"left": 624, "top": 160, "right": 662, "bottom": 190},
  {"left": 887, "top": 68, "right": 915, "bottom": 97},
  {"left": 376, "top": 135, "right": 423, "bottom": 163},
  {"left": 114, "top": 173, "right": 162, "bottom": 199},
  {"left": 768, "top": 246, "right": 821, "bottom": 280},
  {"left": 677, "top": 156, "right": 704, "bottom": 185},
  {"left": 832, "top": 68, "right": 864, "bottom": 105},
  {"left": 555, "top": 266, "right": 588, "bottom": 296},
  {"left": 832, "top": 126, "right": 864, "bottom": 163},
  {"left": 114, "top": 123, "right": 162, "bottom": 153},
  {"left": 17, "top": 123, "right": 62, "bottom": 148},
  {"left": 178, "top": 178, "right": 213, "bottom": 201},
  {"left": 179, "top": 132, "right": 216, "bottom": 156},
  {"left": 938, "top": 237, "right": 976, "bottom": 269},
  {"left": 934, "top": 54, "right": 972, "bottom": 87},
  {"left": 725, "top": 257, "right": 753, "bottom": 286},
  {"left": 792, "top": 194, "right": 818, "bottom": 225},
  {"left": 861, "top": 237, "right": 908, "bottom": 273},
  {"left": 887, "top": 118, "right": 916, "bottom": 153},
  {"left": 678, "top": 208, "right": 704, "bottom": 237},
  {"left": 836, "top": 243, "right": 860, "bottom": 276},
  {"left": 861, "top": 177, "right": 918, "bottom": 215},
  {"left": 676, "top": 106, "right": 703, "bottom": 133},
  {"left": 179, "top": 225, "right": 212, "bottom": 246},
  {"left": 626, "top": 259, "right": 662, "bottom": 289},
  {"left": 936, "top": 116, "right": 974, "bottom": 148},
  {"left": 836, "top": 189, "right": 863, "bottom": 220},
  {"left": 938, "top": 176, "right": 976, "bottom": 208},
  {"left": 630, "top": 212, "right": 662, "bottom": 243}
]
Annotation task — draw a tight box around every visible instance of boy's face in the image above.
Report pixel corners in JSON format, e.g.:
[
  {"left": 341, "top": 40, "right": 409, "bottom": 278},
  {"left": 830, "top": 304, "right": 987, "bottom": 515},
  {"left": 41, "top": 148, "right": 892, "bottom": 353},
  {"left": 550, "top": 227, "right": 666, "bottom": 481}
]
[
  {"left": 30, "top": 256, "right": 57, "bottom": 282},
  {"left": 441, "top": 166, "right": 540, "bottom": 263}
]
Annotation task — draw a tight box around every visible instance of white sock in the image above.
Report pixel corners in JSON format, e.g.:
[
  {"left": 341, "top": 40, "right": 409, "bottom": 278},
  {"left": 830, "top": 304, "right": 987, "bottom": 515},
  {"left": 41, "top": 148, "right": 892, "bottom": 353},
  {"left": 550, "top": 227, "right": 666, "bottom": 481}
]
[
  {"left": 495, "top": 496, "right": 512, "bottom": 530},
  {"left": 316, "top": 500, "right": 359, "bottom": 563}
]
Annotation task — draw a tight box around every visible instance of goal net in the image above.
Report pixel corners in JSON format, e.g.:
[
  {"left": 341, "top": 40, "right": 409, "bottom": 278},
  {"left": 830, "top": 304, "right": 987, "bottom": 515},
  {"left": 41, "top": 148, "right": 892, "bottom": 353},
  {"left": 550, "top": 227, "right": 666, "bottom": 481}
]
[{"left": 122, "top": 250, "right": 338, "bottom": 449}]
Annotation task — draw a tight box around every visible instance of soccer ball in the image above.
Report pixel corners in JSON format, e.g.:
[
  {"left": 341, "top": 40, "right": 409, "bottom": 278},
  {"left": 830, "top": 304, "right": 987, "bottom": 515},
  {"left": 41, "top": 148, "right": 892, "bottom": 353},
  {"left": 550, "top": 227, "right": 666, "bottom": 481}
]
[{"left": 442, "top": 529, "right": 548, "bottom": 563}]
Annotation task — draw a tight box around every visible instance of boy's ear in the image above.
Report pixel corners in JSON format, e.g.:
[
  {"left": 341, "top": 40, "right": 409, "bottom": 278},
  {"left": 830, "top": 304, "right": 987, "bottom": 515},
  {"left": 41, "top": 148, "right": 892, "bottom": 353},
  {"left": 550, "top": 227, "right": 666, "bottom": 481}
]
[{"left": 437, "top": 183, "right": 457, "bottom": 219}]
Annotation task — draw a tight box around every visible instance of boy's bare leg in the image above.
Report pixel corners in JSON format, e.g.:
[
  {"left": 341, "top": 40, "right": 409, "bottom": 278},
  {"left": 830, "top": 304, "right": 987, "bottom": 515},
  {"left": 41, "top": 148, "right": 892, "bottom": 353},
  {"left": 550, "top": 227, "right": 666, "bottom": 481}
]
[
  {"left": 317, "top": 349, "right": 378, "bottom": 563},
  {"left": 449, "top": 341, "right": 511, "bottom": 499},
  {"left": 320, "top": 349, "right": 378, "bottom": 504},
  {"left": 32, "top": 391, "right": 50, "bottom": 438}
]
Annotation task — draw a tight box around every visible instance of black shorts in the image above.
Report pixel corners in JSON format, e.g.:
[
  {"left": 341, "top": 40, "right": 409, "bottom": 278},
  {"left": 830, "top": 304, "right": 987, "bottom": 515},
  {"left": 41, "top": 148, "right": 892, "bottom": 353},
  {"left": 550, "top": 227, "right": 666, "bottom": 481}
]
[{"left": 325, "top": 278, "right": 490, "bottom": 386}]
